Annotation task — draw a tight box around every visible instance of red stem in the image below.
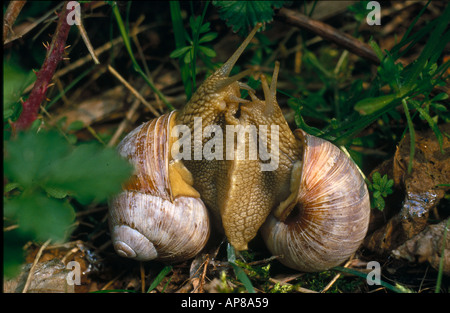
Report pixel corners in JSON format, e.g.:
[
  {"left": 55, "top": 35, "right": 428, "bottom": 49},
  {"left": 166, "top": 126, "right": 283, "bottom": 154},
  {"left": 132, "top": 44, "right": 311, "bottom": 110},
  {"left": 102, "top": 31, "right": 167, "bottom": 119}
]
[{"left": 12, "top": 1, "right": 71, "bottom": 132}]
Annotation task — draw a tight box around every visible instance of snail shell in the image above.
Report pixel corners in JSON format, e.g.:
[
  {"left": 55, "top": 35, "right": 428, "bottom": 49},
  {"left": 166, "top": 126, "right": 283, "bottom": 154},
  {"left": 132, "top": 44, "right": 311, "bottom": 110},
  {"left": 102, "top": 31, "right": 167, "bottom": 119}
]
[
  {"left": 108, "top": 111, "right": 210, "bottom": 263},
  {"left": 261, "top": 129, "right": 370, "bottom": 272}
]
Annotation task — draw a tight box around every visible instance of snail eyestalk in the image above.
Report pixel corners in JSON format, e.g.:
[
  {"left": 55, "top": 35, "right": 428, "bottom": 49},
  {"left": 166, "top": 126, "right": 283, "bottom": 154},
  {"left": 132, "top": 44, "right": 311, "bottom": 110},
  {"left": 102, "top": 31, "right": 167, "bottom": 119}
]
[{"left": 216, "top": 23, "right": 263, "bottom": 77}]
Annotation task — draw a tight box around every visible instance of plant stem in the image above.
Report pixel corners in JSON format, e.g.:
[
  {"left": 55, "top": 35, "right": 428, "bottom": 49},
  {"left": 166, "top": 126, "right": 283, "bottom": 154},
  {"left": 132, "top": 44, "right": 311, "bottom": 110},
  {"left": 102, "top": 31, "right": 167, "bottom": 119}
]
[
  {"left": 190, "top": 2, "right": 210, "bottom": 94},
  {"left": 12, "top": 1, "right": 72, "bottom": 132}
]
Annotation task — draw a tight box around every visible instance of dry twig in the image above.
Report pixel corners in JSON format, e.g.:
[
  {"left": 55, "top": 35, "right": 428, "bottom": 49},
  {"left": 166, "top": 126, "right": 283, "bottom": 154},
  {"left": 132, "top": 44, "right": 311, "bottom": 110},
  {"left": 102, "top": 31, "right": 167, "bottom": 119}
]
[
  {"left": 3, "top": 0, "right": 27, "bottom": 43},
  {"left": 276, "top": 8, "right": 380, "bottom": 64},
  {"left": 22, "top": 239, "right": 52, "bottom": 293},
  {"left": 4, "top": 2, "right": 63, "bottom": 45}
]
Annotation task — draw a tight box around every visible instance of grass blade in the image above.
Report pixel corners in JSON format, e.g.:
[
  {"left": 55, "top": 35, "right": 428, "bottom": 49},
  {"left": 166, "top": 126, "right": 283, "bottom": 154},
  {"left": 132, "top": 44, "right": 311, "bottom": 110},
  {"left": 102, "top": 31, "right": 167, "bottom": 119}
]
[
  {"left": 333, "top": 266, "right": 412, "bottom": 293},
  {"left": 404, "top": 4, "right": 450, "bottom": 89},
  {"left": 409, "top": 100, "right": 444, "bottom": 153},
  {"left": 390, "top": 0, "right": 431, "bottom": 58},
  {"left": 110, "top": 2, "right": 173, "bottom": 110},
  {"left": 227, "top": 244, "right": 256, "bottom": 293},
  {"left": 402, "top": 99, "right": 415, "bottom": 174},
  {"left": 170, "top": 1, "right": 192, "bottom": 99},
  {"left": 147, "top": 265, "right": 173, "bottom": 293}
]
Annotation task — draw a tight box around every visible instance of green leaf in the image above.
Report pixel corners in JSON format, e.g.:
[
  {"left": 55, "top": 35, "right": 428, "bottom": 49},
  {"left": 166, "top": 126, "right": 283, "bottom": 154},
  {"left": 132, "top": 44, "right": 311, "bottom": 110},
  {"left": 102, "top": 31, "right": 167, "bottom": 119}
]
[
  {"left": 67, "top": 120, "right": 85, "bottom": 131},
  {"left": 198, "top": 45, "right": 217, "bottom": 58},
  {"left": 3, "top": 57, "right": 36, "bottom": 118},
  {"left": 199, "top": 22, "right": 211, "bottom": 34},
  {"left": 386, "top": 179, "right": 394, "bottom": 189},
  {"left": 431, "top": 92, "right": 449, "bottom": 102},
  {"left": 5, "top": 192, "right": 75, "bottom": 242},
  {"left": 4, "top": 131, "right": 133, "bottom": 204},
  {"left": 44, "top": 185, "right": 70, "bottom": 199},
  {"left": 378, "top": 53, "right": 403, "bottom": 92},
  {"left": 189, "top": 15, "right": 202, "bottom": 33},
  {"left": 372, "top": 172, "right": 381, "bottom": 184},
  {"left": 368, "top": 38, "right": 384, "bottom": 61},
  {"left": 183, "top": 49, "right": 193, "bottom": 64},
  {"left": 354, "top": 94, "right": 399, "bottom": 115},
  {"left": 169, "top": 46, "right": 191, "bottom": 59},
  {"left": 347, "top": 1, "right": 370, "bottom": 23},
  {"left": 213, "top": 1, "right": 285, "bottom": 35},
  {"left": 4, "top": 131, "right": 70, "bottom": 188},
  {"left": 227, "top": 244, "right": 255, "bottom": 293},
  {"left": 43, "top": 142, "right": 133, "bottom": 204},
  {"left": 374, "top": 196, "right": 385, "bottom": 211},
  {"left": 409, "top": 99, "right": 444, "bottom": 153},
  {"left": 199, "top": 32, "right": 218, "bottom": 43},
  {"left": 147, "top": 265, "right": 172, "bottom": 293},
  {"left": 4, "top": 182, "right": 21, "bottom": 193},
  {"left": 3, "top": 230, "right": 28, "bottom": 278}
]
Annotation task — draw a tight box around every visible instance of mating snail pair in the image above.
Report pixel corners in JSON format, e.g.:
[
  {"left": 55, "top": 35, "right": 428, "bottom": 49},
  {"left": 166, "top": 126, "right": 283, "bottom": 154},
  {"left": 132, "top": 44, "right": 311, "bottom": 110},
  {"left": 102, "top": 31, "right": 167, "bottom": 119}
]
[{"left": 108, "top": 24, "right": 370, "bottom": 272}]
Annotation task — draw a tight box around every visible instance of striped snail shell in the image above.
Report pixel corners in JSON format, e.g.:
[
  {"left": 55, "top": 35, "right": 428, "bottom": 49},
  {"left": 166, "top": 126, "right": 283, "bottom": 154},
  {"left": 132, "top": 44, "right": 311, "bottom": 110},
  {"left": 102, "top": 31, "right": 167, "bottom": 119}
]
[
  {"left": 261, "top": 129, "right": 370, "bottom": 272},
  {"left": 108, "top": 111, "right": 210, "bottom": 263}
]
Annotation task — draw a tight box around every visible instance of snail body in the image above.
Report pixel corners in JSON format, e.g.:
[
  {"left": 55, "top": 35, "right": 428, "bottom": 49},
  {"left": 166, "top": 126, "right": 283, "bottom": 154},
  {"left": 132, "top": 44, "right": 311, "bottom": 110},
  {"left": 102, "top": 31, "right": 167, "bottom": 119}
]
[{"left": 108, "top": 24, "right": 370, "bottom": 271}]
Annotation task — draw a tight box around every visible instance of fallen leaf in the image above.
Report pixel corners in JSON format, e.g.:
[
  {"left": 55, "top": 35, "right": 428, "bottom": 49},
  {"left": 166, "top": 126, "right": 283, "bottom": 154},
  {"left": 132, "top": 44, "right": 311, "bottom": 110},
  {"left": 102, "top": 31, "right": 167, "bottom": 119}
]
[{"left": 392, "top": 219, "right": 450, "bottom": 275}]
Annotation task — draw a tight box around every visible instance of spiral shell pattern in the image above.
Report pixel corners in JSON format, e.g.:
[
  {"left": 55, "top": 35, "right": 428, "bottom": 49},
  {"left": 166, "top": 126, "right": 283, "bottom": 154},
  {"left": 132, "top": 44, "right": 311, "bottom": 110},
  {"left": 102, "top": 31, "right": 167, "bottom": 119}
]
[
  {"left": 108, "top": 112, "right": 210, "bottom": 263},
  {"left": 261, "top": 129, "right": 370, "bottom": 272}
]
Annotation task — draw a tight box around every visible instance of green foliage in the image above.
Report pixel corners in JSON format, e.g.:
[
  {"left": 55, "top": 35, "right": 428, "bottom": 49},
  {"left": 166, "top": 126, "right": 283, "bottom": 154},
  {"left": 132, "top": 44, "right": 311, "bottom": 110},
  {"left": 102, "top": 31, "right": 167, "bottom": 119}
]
[
  {"left": 292, "top": 270, "right": 365, "bottom": 293},
  {"left": 269, "top": 282, "right": 294, "bottom": 293},
  {"left": 213, "top": 1, "right": 287, "bottom": 36},
  {"left": 352, "top": 3, "right": 449, "bottom": 147},
  {"left": 4, "top": 131, "right": 133, "bottom": 204},
  {"left": 5, "top": 192, "right": 75, "bottom": 241},
  {"left": 3, "top": 130, "right": 133, "bottom": 277},
  {"left": 3, "top": 56, "right": 36, "bottom": 121},
  {"left": 169, "top": 0, "right": 289, "bottom": 100},
  {"left": 347, "top": 1, "right": 371, "bottom": 23},
  {"left": 227, "top": 244, "right": 256, "bottom": 293},
  {"left": 288, "top": 1, "right": 449, "bottom": 175},
  {"left": 147, "top": 265, "right": 173, "bottom": 293},
  {"left": 169, "top": 17, "right": 218, "bottom": 63},
  {"left": 170, "top": 10, "right": 218, "bottom": 99},
  {"left": 368, "top": 172, "right": 394, "bottom": 211},
  {"left": 235, "top": 260, "right": 270, "bottom": 282},
  {"left": 170, "top": 1, "right": 219, "bottom": 100},
  {"left": 334, "top": 266, "right": 412, "bottom": 293}
]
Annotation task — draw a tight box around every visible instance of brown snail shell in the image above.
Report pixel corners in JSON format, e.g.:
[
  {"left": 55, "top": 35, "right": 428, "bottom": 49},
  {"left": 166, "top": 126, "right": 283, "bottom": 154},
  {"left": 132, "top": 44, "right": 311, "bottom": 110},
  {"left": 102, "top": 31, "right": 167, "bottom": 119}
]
[
  {"left": 108, "top": 111, "right": 210, "bottom": 263},
  {"left": 261, "top": 129, "right": 371, "bottom": 272}
]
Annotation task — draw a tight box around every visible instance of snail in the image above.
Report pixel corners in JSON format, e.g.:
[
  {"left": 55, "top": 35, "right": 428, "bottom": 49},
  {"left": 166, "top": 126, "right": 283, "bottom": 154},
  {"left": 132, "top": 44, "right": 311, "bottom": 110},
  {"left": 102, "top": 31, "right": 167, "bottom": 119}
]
[
  {"left": 108, "top": 111, "right": 210, "bottom": 262},
  {"left": 108, "top": 23, "right": 371, "bottom": 272}
]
